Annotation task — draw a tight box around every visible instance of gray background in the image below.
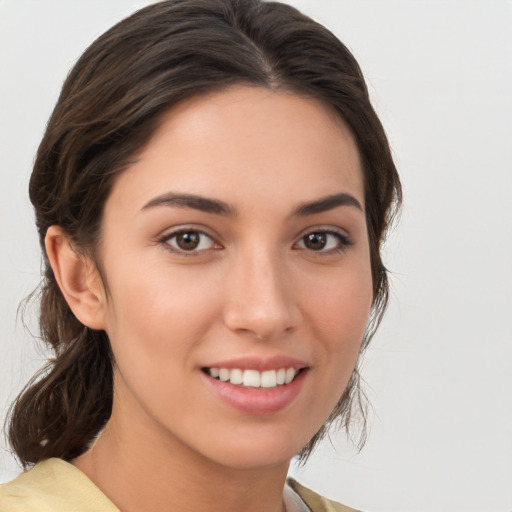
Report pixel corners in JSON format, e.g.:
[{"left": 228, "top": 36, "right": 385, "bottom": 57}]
[{"left": 1, "top": 1, "right": 511, "bottom": 511}]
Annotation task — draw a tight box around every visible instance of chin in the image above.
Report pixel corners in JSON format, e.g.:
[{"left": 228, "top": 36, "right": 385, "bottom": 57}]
[{"left": 193, "top": 425, "right": 313, "bottom": 471}]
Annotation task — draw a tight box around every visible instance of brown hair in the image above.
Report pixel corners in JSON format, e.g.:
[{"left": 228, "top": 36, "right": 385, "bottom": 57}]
[{"left": 8, "top": 0, "right": 401, "bottom": 467}]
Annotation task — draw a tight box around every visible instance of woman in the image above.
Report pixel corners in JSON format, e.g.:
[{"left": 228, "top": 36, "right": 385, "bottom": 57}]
[{"left": 0, "top": 0, "right": 401, "bottom": 510}]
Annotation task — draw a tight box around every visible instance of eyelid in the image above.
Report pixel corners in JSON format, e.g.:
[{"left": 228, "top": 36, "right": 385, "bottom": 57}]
[
  {"left": 158, "top": 225, "right": 222, "bottom": 256},
  {"left": 293, "top": 226, "right": 354, "bottom": 252}
]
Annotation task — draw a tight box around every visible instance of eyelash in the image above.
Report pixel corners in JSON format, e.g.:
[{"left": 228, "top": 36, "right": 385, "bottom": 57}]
[
  {"left": 159, "top": 228, "right": 220, "bottom": 257},
  {"left": 158, "top": 228, "right": 353, "bottom": 256},
  {"left": 294, "top": 229, "right": 353, "bottom": 254}
]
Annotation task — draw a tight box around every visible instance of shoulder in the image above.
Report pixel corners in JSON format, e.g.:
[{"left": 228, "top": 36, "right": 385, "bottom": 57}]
[
  {"left": 0, "top": 458, "right": 118, "bottom": 512},
  {"left": 286, "top": 478, "right": 362, "bottom": 512}
]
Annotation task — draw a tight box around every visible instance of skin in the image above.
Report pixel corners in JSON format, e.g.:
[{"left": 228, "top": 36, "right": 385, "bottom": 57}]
[{"left": 47, "top": 85, "right": 373, "bottom": 512}]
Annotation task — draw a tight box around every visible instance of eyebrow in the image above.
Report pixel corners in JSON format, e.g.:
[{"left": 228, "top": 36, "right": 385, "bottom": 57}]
[
  {"left": 141, "top": 191, "right": 363, "bottom": 217},
  {"left": 293, "top": 193, "right": 363, "bottom": 216},
  {"left": 142, "top": 192, "right": 236, "bottom": 216}
]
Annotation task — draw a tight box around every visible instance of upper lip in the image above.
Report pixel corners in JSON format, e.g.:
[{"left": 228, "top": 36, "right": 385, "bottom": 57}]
[{"left": 202, "top": 355, "right": 310, "bottom": 372}]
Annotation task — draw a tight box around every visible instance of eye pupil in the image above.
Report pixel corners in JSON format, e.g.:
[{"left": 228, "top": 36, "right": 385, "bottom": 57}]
[
  {"left": 176, "top": 232, "right": 200, "bottom": 250},
  {"left": 304, "top": 232, "right": 327, "bottom": 250}
]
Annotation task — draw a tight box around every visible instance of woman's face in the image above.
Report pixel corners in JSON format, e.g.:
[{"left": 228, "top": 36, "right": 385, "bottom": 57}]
[{"left": 95, "top": 85, "right": 372, "bottom": 470}]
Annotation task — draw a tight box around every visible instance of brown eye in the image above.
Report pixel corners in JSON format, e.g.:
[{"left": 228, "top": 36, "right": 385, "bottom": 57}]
[
  {"left": 296, "top": 230, "right": 351, "bottom": 253},
  {"left": 303, "top": 232, "right": 327, "bottom": 250},
  {"left": 164, "top": 230, "right": 217, "bottom": 253},
  {"left": 176, "top": 232, "right": 200, "bottom": 251}
]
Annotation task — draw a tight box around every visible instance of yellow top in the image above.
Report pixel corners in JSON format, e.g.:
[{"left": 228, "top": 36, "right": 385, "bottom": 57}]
[
  {"left": 0, "top": 458, "right": 360, "bottom": 512},
  {"left": 0, "top": 459, "right": 118, "bottom": 512},
  {"left": 286, "top": 479, "right": 360, "bottom": 512}
]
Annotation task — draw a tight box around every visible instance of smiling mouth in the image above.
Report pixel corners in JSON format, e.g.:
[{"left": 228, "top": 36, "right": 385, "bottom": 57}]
[{"left": 202, "top": 367, "right": 305, "bottom": 389}]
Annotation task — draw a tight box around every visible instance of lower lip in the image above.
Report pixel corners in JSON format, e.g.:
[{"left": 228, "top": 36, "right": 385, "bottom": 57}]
[{"left": 202, "top": 370, "right": 307, "bottom": 415}]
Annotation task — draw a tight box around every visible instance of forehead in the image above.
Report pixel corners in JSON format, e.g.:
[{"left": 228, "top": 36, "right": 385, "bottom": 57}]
[{"left": 107, "top": 85, "right": 364, "bottom": 215}]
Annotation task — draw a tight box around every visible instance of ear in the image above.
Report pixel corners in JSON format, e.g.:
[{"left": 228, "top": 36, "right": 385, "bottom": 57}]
[{"left": 45, "top": 225, "right": 107, "bottom": 330}]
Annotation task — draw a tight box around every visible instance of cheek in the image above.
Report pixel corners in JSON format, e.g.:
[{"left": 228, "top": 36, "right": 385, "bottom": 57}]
[
  {"left": 305, "top": 260, "right": 372, "bottom": 331},
  {"left": 301, "top": 261, "right": 373, "bottom": 376},
  {"left": 102, "top": 260, "right": 219, "bottom": 369}
]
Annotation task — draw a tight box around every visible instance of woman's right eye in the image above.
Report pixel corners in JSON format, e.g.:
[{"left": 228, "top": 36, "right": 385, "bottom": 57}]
[{"left": 162, "top": 230, "right": 218, "bottom": 254}]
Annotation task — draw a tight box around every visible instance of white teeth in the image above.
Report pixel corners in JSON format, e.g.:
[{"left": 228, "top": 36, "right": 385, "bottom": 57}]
[
  {"left": 206, "top": 367, "right": 301, "bottom": 388},
  {"left": 243, "top": 369, "right": 261, "bottom": 387},
  {"left": 230, "top": 368, "right": 243, "bottom": 385},
  {"left": 285, "top": 367, "right": 295, "bottom": 384},
  {"left": 261, "top": 370, "right": 277, "bottom": 388}
]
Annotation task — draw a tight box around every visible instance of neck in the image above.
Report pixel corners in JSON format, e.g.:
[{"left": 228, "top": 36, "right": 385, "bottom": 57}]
[{"left": 72, "top": 407, "right": 290, "bottom": 512}]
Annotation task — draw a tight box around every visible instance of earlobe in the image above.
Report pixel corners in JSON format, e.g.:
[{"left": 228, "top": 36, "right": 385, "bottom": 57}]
[{"left": 45, "top": 225, "right": 107, "bottom": 330}]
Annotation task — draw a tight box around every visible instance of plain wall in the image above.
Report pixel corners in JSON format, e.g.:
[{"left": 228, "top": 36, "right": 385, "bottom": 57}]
[{"left": 1, "top": 1, "right": 511, "bottom": 511}]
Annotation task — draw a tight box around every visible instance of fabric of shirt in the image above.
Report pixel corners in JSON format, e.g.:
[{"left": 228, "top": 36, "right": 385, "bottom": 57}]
[{"left": 0, "top": 458, "right": 360, "bottom": 512}]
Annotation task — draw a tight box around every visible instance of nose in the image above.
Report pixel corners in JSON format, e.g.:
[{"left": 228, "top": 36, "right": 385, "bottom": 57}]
[{"left": 222, "top": 246, "right": 300, "bottom": 340}]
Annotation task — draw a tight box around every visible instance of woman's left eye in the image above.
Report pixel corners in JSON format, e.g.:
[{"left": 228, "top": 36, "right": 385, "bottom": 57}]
[
  {"left": 295, "top": 231, "right": 352, "bottom": 252},
  {"left": 162, "top": 230, "right": 217, "bottom": 253}
]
